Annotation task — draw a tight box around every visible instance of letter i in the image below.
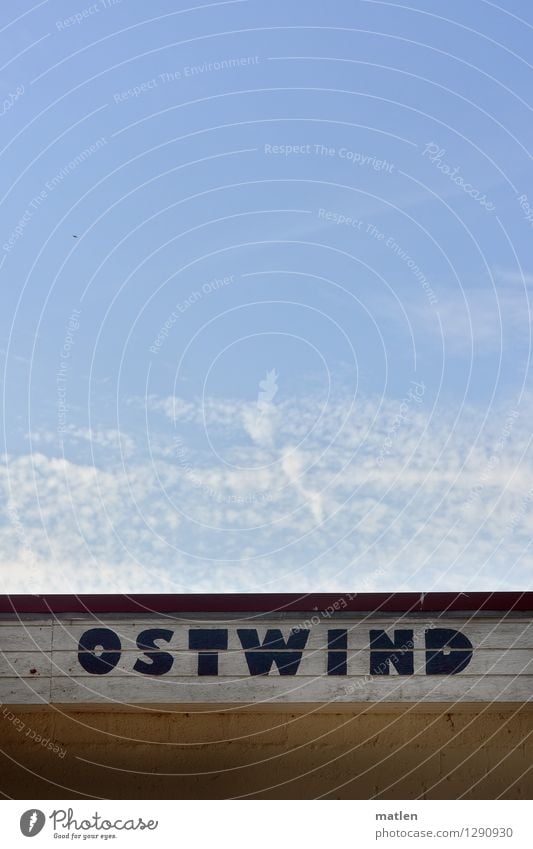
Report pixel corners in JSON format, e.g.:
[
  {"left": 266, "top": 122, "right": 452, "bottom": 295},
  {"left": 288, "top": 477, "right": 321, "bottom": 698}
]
[{"left": 327, "top": 629, "right": 347, "bottom": 675}]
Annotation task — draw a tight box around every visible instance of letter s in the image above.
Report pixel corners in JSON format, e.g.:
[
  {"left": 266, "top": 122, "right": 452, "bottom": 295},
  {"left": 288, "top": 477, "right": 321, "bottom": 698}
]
[{"left": 133, "top": 629, "right": 174, "bottom": 676}]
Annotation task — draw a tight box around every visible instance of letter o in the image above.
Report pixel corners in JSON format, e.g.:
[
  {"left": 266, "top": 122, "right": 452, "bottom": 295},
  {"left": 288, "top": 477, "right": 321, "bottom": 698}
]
[{"left": 78, "top": 627, "right": 121, "bottom": 675}]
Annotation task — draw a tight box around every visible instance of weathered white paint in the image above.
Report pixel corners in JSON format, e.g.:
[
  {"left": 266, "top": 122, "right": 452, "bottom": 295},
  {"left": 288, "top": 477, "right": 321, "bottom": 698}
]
[
  {"left": 46, "top": 649, "right": 533, "bottom": 677},
  {"left": 0, "top": 652, "right": 51, "bottom": 677},
  {"left": 0, "top": 626, "right": 52, "bottom": 652},
  {"left": 0, "top": 678, "right": 50, "bottom": 703},
  {"left": 43, "top": 620, "right": 533, "bottom": 650},
  {"left": 48, "top": 675, "right": 533, "bottom": 705},
  {"left": 1, "top": 616, "right": 532, "bottom": 704}
]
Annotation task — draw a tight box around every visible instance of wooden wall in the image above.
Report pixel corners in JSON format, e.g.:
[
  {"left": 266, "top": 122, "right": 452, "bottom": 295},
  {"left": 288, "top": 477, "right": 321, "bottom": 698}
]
[{"left": 1, "top": 615, "right": 533, "bottom": 705}]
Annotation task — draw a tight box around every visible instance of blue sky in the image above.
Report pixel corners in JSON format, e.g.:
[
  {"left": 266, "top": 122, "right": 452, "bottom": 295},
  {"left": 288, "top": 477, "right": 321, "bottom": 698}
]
[{"left": 1, "top": 0, "right": 533, "bottom": 593}]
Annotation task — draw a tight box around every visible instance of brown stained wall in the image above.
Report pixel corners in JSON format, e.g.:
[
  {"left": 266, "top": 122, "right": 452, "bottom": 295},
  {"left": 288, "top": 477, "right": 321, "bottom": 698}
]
[{"left": 0, "top": 705, "right": 532, "bottom": 800}]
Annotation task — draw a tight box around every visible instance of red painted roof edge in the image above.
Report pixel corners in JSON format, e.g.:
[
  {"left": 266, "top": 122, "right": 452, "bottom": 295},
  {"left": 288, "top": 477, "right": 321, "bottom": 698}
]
[{"left": 0, "top": 592, "right": 531, "bottom": 615}]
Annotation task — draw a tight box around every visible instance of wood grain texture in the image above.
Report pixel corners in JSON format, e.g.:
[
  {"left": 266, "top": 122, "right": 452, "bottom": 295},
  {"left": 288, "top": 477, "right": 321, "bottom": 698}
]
[
  {"left": 0, "top": 626, "right": 52, "bottom": 652},
  {"left": 50, "top": 675, "right": 533, "bottom": 705},
  {"left": 0, "top": 653, "right": 51, "bottom": 677},
  {"left": 46, "top": 649, "right": 533, "bottom": 677},
  {"left": 49, "top": 620, "right": 533, "bottom": 650},
  {"left": 1, "top": 616, "right": 533, "bottom": 704},
  {"left": 0, "top": 678, "right": 50, "bottom": 703}
]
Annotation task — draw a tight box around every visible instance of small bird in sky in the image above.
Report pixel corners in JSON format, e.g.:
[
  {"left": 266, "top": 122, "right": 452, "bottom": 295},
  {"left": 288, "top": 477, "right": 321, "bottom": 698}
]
[{"left": 72, "top": 234, "right": 78, "bottom": 238}]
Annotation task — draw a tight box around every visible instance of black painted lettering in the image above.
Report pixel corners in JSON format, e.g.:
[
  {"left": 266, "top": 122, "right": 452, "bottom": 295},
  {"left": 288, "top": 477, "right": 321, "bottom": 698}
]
[
  {"left": 237, "top": 629, "right": 309, "bottom": 675},
  {"left": 78, "top": 628, "right": 121, "bottom": 675},
  {"left": 327, "top": 629, "right": 347, "bottom": 675},
  {"left": 189, "top": 629, "right": 228, "bottom": 675},
  {"left": 425, "top": 628, "right": 473, "bottom": 674},
  {"left": 133, "top": 628, "right": 174, "bottom": 676},
  {"left": 369, "top": 629, "right": 414, "bottom": 675}
]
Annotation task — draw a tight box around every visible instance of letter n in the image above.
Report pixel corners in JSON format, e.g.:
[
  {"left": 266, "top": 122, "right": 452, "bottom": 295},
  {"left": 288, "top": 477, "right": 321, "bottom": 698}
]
[{"left": 369, "top": 630, "right": 414, "bottom": 675}]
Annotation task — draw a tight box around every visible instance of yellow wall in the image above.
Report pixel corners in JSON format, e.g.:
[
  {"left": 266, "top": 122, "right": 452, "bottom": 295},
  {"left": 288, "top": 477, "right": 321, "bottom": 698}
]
[{"left": 1, "top": 705, "right": 532, "bottom": 799}]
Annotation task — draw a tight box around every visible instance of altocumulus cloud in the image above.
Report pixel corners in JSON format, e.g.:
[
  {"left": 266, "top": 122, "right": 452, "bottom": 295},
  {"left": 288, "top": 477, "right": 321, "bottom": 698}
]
[{"left": 1, "top": 390, "right": 532, "bottom": 593}]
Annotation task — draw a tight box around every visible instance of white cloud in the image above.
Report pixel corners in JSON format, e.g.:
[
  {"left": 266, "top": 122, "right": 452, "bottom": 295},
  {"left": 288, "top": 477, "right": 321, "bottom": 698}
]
[
  {"left": 373, "top": 269, "right": 533, "bottom": 356},
  {"left": 281, "top": 447, "right": 325, "bottom": 524},
  {"left": 30, "top": 426, "right": 137, "bottom": 458},
  {"left": 1, "top": 391, "right": 533, "bottom": 593},
  {"left": 404, "top": 286, "right": 530, "bottom": 355},
  {"left": 496, "top": 269, "right": 533, "bottom": 288}
]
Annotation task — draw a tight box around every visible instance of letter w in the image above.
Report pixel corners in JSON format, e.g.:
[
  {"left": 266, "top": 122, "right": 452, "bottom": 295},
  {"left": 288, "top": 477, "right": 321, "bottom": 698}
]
[{"left": 237, "top": 629, "right": 309, "bottom": 675}]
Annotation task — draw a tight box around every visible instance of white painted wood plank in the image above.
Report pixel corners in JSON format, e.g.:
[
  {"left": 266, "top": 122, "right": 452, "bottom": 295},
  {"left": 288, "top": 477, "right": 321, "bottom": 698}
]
[
  {"left": 50, "top": 620, "right": 533, "bottom": 651},
  {"left": 0, "top": 678, "right": 51, "bottom": 704},
  {"left": 0, "top": 652, "right": 51, "bottom": 677},
  {"left": 2, "top": 618, "right": 533, "bottom": 705},
  {"left": 51, "top": 621, "right": 440, "bottom": 650},
  {"left": 50, "top": 649, "right": 533, "bottom": 677},
  {"left": 49, "top": 675, "right": 533, "bottom": 705},
  {"left": 51, "top": 623, "right": 346, "bottom": 650},
  {"left": 0, "top": 618, "right": 57, "bottom": 626},
  {"left": 47, "top": 615, "right": 533, "bottom": 625},
  {"left": 0, "top": 626, "right": 52, "bottom": 652}
]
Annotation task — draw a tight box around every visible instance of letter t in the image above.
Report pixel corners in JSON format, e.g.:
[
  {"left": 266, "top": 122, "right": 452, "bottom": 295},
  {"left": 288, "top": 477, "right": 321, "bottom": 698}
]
[{"left": 189, "top": 630, "right": 228, "bottom": 675}]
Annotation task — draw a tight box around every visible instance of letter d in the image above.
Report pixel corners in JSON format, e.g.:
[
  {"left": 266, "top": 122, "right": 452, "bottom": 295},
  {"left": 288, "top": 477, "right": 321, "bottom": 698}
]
[{"left": 425, "top": 629, "right": 473, "bottom": 674}]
